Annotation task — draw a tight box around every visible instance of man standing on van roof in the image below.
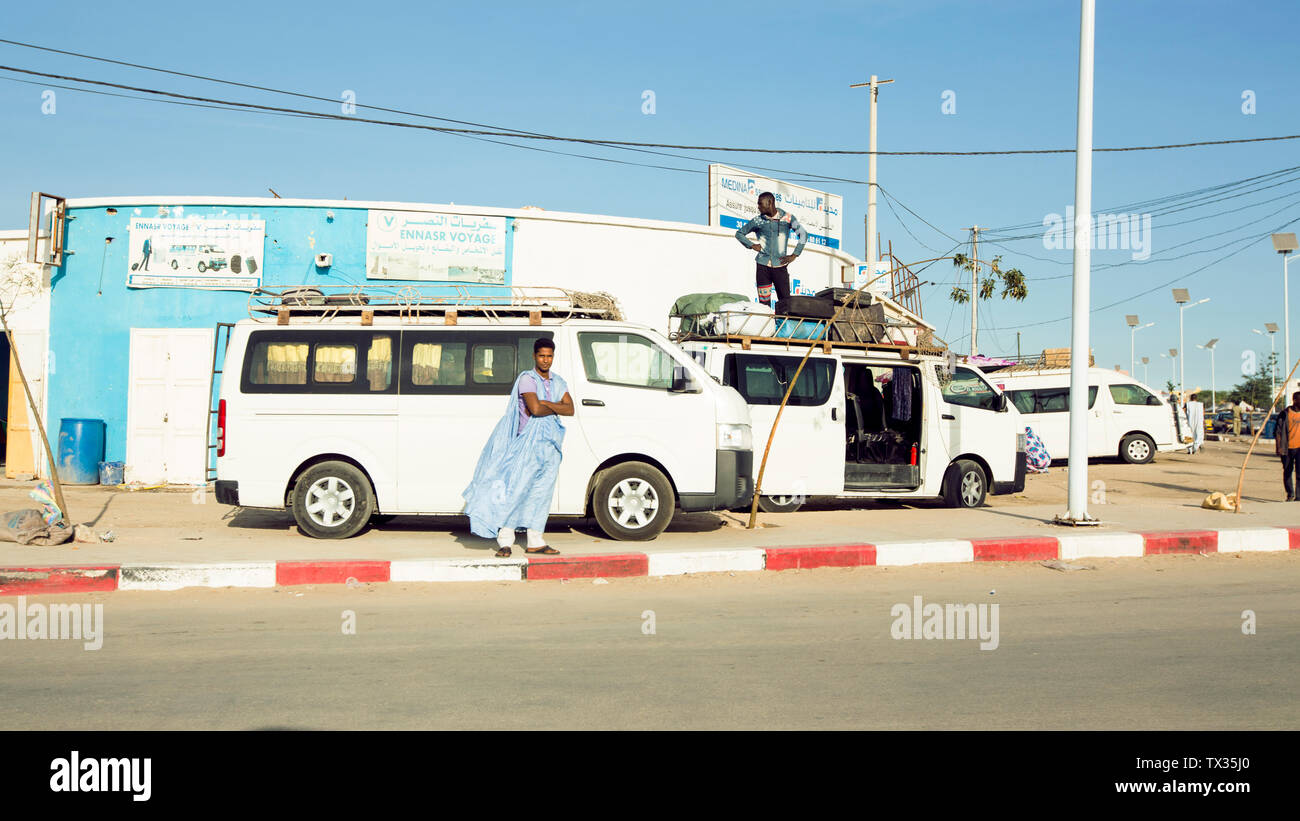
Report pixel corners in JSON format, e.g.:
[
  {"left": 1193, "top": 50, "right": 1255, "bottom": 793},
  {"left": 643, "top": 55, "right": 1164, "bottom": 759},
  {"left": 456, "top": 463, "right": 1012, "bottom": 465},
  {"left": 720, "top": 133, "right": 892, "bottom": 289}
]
[
  {"left": 735, "top": 192, "right": 807, "bottom": 308},
  {"left": 463, "top": 338, "right": 574, "bottom": 557}
]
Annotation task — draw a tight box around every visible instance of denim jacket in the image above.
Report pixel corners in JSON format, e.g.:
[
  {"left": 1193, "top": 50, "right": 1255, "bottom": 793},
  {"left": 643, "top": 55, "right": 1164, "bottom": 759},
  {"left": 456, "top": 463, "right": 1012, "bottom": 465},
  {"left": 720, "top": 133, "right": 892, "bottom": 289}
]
[{"left": 734, "top": 208, "right": 808, "bottom": 267}]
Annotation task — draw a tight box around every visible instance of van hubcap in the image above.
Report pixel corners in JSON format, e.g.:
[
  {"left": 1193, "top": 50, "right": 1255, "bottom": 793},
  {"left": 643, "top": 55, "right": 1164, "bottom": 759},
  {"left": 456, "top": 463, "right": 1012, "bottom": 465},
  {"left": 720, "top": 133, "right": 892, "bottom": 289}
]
[
  {"left": 961, "top": 471, "right": 983, "bottom": 506},
  {"left": 1129, "top": 440, "right": 1150, "bottom": 460},
  {"left": 609, "top": 479, "right": 659, "bottom": 529},
  {"left": 306, "top": 477, "right": 355, "bottom": 527}
]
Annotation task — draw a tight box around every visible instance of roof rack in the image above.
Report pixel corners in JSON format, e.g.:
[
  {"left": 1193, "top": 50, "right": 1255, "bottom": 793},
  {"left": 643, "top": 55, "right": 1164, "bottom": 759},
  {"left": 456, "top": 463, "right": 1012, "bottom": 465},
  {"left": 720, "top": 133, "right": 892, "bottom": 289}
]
[
  {"left": 247, "top": 285, "right": 624, "bottom": 324},
  {"left": 671, "top": 310, "right": 943, "bottom": 352}
]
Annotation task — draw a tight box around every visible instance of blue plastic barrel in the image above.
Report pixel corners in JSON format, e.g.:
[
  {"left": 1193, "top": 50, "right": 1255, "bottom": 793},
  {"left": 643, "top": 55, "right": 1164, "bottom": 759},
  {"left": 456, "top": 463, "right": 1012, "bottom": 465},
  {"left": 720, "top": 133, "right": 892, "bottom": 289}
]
[
  {"left": 99, "top": 461, "right": 125, "bottom": 486},
  {"left": 57, "top": 418, "right": 106, "bottom": 484}
]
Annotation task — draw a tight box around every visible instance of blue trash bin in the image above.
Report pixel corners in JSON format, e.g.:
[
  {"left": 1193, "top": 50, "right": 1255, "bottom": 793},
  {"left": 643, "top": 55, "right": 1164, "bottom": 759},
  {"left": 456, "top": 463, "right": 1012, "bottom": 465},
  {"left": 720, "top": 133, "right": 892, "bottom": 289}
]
[{"left": 57, "top": 418, "right": 106, "bottom": 484}]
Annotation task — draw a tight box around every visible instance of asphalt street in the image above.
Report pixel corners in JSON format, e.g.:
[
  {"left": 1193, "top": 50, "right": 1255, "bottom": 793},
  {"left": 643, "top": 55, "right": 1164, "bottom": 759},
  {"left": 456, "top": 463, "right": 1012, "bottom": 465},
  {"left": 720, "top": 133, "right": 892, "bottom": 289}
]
[{"left": 2, "top": 550, "right": 1296, "bottom": 730}]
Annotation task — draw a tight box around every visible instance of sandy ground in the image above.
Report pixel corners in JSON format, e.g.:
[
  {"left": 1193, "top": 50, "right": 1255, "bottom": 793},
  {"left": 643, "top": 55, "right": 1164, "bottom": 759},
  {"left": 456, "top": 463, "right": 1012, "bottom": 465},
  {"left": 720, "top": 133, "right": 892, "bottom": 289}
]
[
  {"left": 0, "top": 437, "right": 1295, "bottom": 564},
  {"left": 2, "top": 550, "right": 1295, "bottom": 729}
]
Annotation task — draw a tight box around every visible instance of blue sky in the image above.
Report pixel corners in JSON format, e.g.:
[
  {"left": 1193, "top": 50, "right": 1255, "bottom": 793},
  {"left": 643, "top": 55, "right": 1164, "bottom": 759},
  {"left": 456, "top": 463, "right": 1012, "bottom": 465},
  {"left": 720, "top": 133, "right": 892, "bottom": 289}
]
[{"left": 2, "top": 0, "right": 1298, "bottom": 398}]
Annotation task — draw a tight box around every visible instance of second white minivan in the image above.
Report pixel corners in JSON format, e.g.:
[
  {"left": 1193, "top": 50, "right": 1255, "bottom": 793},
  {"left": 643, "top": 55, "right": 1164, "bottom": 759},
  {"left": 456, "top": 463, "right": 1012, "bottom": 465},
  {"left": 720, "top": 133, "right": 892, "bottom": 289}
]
[
  {"left": 679, "top": 338, "right": 1026, "bottom": 510},
  {"left": 987, "top": 367, "right": 1180, "bottom": 464}
]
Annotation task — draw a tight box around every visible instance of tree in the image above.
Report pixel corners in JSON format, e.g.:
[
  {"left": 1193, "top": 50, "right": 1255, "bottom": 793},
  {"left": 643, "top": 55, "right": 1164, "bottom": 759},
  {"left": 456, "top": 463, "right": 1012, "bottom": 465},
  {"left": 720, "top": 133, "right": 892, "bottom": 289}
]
[
  {"left": 1228, "top": 352, "right": 1278, "bottom": 408},
  {"left": 948, "top": 253, "right": 1029, "bottom": 305}
]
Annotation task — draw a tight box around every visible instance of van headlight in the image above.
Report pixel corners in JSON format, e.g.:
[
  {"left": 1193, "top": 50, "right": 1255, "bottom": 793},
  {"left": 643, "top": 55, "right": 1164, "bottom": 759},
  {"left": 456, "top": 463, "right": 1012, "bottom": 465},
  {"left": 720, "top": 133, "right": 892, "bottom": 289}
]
[{"left": 717, "top": 423, "right": 752, "bottom": 451}]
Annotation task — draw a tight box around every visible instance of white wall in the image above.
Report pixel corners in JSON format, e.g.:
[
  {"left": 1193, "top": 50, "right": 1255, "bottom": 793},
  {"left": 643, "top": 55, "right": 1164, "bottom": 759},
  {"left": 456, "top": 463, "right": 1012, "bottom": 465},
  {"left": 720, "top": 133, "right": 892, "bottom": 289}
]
[{"left": 508, "top": 216, "right": 855, "bottom": 332}]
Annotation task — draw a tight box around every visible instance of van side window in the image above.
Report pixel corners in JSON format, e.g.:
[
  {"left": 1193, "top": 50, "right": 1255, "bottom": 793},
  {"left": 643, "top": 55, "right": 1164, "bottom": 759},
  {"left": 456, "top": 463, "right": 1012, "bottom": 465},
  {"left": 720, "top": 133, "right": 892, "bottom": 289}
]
[
  {"left": 1109, "top": 384, "right": 1158, "bottom": 406},
  {"left": 722, "top": 354, "right": 834, "bottom": 406},
  {"left": 1018, "top": 386, "right": 1099, "bottom": 412},
  {"left": 472, "top": 344, "right": 516, "bottom": 385},
  {"left": 314, "top": 344, "right": 357, "bottom": 383},
  {"left": 242, "top": 331, "right": 400, "bottom": 394},
  {"left": 366, "top": 335, "right": 394, "bottom": 391},
  {"left": 578, "top": 332, "right": 676, "bottom": 389},
  {"left": 941, "top": 366, "right": 999, "bottom": 411},
  {"left": 1008, "top": 389, "right": 1036, "bottom": 414},
  {"left": 249, "top": 341, "right": 308, "bottom": 385},
  {"left": 411, "top": 342, "right": 466, "bottom": 386}
]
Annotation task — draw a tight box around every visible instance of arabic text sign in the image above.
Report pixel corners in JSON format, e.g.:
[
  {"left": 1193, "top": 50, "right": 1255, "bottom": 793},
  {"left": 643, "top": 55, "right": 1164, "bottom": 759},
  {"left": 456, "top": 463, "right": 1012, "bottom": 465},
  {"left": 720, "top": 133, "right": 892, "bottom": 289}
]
[
  {"left": 366, "top": 211, "right": 507, "bottom": 284},
  {"left": 127, "top": 217, "right": 264, "bottom": 289},
  {"left": 708, "top": 164, "right": 842, "bottom": 250}
]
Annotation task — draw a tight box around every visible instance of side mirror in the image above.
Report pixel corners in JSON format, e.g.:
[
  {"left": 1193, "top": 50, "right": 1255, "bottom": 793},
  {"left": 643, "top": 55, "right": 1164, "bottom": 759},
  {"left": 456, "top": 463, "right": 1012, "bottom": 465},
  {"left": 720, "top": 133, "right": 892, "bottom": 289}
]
[{"left": 995, "top": 392, "right": 1008, "bottom": 412}]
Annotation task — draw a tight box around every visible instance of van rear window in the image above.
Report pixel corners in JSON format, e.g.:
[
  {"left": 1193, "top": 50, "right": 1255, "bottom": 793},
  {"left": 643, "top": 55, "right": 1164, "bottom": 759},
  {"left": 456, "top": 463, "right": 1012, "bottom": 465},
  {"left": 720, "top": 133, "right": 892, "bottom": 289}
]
[
  {"left": 242, "top": 331, "right": 397, "bottom": 394},
  {"left": 249, "top": 342, "right": 308, "bottom": 385}
]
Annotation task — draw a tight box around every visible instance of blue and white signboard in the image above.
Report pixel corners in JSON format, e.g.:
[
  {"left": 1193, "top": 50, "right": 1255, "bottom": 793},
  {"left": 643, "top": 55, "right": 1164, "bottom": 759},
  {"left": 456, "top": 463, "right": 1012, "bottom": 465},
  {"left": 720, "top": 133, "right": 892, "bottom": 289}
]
[
  {"left": 708, "top": 164, "right": 842, "bottom": 250},
  {"left": 127, "top": 216, "right": 264, "bottom": 289},
  {"left": 855, "top": 261, "right": 893, "bottom": 298},
  {"left": 366, "top": 210, "right": 507, "bottom": 284}
]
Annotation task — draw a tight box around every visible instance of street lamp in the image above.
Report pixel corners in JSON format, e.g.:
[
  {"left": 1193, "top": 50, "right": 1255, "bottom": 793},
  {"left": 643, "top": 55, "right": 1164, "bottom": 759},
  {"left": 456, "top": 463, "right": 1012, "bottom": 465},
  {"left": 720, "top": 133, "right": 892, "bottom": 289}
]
[
  {"left": 1141, "top": 355, "right": 1150, "bottom": 384},
  {"left": 1163, "top": 348, "right": 1177, "bottom": 390},
  {"left": 1126, "top": 314, "right": 1154, "bottom": 378},
  {"left": 1253, "top": 323, "right": 1279, "bottom": 400},
  {"left": 1273, "top": 232, "right": 1298, "bottom": 394},
  {"left": 1172, "top": 289, "right": 1209, "bottom": 393},
  {"left": 1197, "top": 337, "right": 1219, "bottom": 409}
]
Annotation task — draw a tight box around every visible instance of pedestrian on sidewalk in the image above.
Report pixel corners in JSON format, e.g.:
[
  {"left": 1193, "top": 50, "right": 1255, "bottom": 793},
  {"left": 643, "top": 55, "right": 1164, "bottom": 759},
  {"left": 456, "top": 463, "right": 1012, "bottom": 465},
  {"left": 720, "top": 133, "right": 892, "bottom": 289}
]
[
  {"left": 1186, "top": 392, "right": 1204, "bottom": 454},
  {"left": 463, "top": 338, "right": 573, "bottom": 556},
  {"left": 1275, "top": 391, "right": 1300, "bottom": 501},
  {"left": 734, "top": 192, "right": 807, "bottom": 308}
]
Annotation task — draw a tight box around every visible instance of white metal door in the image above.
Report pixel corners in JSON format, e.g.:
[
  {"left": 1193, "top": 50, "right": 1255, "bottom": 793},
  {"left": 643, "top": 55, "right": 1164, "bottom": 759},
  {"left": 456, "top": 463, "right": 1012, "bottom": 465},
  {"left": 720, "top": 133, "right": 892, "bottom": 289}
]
[
  {"left": 737, "top": 352, "right": 844, "bottom": 496},
  {"left": 127, "top": 328, "right": 213, "bottom": 485}
]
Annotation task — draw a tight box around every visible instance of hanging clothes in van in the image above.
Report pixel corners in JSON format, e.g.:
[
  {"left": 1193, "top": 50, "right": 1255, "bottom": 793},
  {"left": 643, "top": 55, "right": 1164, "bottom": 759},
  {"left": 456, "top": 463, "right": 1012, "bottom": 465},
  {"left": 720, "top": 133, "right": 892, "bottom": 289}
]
[{"left": 890, "top": 367, "right": 913, "bottom": 420}]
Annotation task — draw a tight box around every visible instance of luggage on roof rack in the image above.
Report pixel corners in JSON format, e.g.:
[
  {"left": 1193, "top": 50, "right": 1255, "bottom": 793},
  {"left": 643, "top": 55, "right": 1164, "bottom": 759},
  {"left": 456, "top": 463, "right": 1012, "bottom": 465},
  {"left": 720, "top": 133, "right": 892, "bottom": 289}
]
[{"left": 247, "top": 284, "right": 622, "bottom": 323}]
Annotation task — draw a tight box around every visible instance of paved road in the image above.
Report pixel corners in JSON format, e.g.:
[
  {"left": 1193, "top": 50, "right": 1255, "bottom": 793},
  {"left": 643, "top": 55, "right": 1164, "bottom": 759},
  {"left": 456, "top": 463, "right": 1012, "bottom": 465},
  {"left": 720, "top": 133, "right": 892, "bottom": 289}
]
[{"left": 2, "top": 551, "right": 1296, "bottom": 729}]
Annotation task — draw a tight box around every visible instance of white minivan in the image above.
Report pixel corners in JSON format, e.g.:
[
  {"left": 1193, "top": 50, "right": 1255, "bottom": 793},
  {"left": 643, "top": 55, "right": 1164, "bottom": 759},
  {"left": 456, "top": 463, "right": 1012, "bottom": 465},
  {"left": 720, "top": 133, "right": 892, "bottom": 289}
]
[
  {"left": 987, "top": 367, "right": 1179, "bottom": 464},
  {"left": 215, "top": 296, "right": 754, "bottom": 541},
  {"left": 678, "top": 339, "right": 1026, "bottom": 510}
]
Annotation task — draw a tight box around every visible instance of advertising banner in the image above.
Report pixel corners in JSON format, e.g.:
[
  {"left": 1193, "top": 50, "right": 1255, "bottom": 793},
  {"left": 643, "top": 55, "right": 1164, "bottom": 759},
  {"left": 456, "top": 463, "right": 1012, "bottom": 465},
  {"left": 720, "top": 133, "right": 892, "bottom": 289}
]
[
  {"left": 708, "top": 164, "right": 842, "bottom": 250},
  {"left": 366, "top": 210, "right": 507, "bottom": 284},
  {"left": 127, "top": 217, "right": 264, "bottom": 289}
]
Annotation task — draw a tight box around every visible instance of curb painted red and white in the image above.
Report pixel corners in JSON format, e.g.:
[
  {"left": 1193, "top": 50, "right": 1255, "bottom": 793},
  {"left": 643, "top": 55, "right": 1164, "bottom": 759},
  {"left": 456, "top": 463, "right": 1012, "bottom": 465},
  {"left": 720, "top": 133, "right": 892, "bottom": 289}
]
[{"left": 2, "top": 526, "right": 1297, "bottom": 596}]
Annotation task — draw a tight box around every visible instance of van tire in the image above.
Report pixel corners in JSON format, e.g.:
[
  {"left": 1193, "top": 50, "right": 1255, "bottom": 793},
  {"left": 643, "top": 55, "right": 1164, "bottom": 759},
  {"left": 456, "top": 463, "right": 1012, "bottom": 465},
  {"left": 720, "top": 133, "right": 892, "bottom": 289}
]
[
  {"left": 291, "top": 461, "right": 374, "bottom": 539},
  {"left": 758, "top": 494, "right": 804, "bottom": 514},
  {"left": 943, "top": 460, "right": 987, "bottom": 508},
  {"left": 1120, "top": 433, "right": 1155, "bottom": 464},
  {"left": 591, "top": 462, "right": 675, "bottom": 541}
]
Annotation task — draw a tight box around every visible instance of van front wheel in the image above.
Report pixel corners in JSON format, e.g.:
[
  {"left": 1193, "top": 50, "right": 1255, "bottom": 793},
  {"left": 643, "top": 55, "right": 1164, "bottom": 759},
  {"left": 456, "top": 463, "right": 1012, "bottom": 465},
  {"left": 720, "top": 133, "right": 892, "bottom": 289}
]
[
  {"left": 292, "top": 461, "right": 373, "bottom": 539},
  {"left": 943, "top": 460, "right": 987, "bottom": 508},
  {"left": 592, "top": 462, "right": 675, "bottom": 541}
]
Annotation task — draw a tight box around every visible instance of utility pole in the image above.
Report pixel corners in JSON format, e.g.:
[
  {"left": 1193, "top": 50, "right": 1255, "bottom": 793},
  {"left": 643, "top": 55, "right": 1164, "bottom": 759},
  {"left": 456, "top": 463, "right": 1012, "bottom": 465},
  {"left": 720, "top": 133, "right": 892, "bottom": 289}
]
[
  {"left": 1062, "top": 0, "right": 1096, "bottom": 525},
  {"left": 850, "top": 75, "right": 893, "bottom": 274},
  {"left": 972, "top": 226, "right": 977, "bottom": 353},
  {"left": 1016, "top": 331, "right": 1022, "bottom": 360}
]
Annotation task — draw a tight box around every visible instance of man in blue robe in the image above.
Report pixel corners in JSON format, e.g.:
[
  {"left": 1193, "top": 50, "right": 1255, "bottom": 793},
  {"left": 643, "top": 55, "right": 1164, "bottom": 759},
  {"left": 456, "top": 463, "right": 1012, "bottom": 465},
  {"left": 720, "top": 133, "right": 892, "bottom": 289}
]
[{"left": 463, "top": 338, "right": 574, "bottom": 557}]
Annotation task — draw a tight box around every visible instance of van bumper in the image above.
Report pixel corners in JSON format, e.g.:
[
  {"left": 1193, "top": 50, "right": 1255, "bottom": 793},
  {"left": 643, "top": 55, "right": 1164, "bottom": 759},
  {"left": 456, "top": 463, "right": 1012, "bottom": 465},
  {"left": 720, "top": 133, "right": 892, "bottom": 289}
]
[
  {"left": 993, "top": 452, "right": 1027, "bottom": 495},
  {"left": 214, "top": 480, "right": 240, "bottom": 506},
  {"left": 679, "top": 450, "right": 754, "bottom": 512}
]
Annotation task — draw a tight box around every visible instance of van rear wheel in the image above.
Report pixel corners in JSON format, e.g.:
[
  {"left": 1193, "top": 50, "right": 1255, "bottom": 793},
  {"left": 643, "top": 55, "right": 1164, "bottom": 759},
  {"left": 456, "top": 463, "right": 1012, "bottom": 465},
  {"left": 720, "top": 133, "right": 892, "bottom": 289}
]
[
  {"left": 758, "top": 494, "right": 804, "bottom": 514},
  {"left": 943, "top": 460, "right": 987, "bottom": 508},
  {"left": 1120, "top": 433, "right": 1155, "bottom": 464},
  {"left": 592, "top": 462, "right": 675, "bottom": 541},
  {"left": 292, "top": 461, "right": 373, "bottom": 539}
]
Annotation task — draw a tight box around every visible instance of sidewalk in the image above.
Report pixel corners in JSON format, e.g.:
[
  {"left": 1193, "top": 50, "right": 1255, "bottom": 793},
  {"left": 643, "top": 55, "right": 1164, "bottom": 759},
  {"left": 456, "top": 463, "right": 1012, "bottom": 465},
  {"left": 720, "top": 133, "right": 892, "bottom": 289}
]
[{"left": 2, "top": 439, "right": 1296, "bottom": 594}]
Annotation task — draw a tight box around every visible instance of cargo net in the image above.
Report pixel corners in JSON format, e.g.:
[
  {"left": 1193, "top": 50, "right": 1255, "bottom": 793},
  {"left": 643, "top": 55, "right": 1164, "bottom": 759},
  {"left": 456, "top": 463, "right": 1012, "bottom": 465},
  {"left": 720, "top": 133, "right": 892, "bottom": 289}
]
[{"left": 248, "top": 284, "right": 623, "bottom": 322}]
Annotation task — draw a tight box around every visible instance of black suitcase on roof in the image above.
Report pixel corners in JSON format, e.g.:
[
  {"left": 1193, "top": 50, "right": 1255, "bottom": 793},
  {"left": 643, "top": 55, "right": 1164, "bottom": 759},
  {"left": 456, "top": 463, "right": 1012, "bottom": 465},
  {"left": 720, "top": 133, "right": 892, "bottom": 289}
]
[
  {"left": 775, "top": 295, "right": 835, "bottom": 319},
  {"left": 816, "top": 287, "right": 873, "bottom": 307}
]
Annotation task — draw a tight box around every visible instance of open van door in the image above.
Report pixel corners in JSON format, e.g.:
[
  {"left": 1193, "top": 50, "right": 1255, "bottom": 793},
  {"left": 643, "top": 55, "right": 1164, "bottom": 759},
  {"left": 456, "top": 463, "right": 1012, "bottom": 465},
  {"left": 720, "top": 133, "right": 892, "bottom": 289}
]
[{"left": 723, "top": 350, "right": 845, "bottom": 500}]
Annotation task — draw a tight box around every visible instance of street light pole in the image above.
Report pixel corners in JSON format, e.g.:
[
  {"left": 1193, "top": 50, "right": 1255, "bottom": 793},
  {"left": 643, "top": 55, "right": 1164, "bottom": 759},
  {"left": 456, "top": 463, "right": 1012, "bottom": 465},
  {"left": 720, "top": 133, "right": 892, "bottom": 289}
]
[
  {"left": 1172, "top": 291, "right": 1209, "bottom": 393},
  {"left": 850, "top": 75, "right": 894, "bottom": 277},
  {"left": 1126, "top": 315, "right": 1153, "bottom": 376},
  {"left": 1063, "top": 0, "right": 1096, "bottom": 524},
  {"left": 1273, "top": 233, "right": 1298, "bottom": 394},
  {"left": 1253, "top": 325, "right": 1278, "bottom": 400}
]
